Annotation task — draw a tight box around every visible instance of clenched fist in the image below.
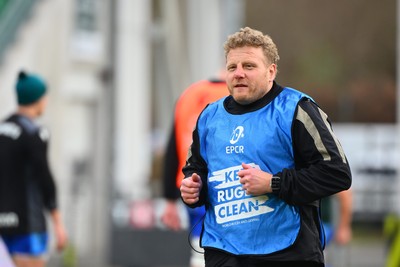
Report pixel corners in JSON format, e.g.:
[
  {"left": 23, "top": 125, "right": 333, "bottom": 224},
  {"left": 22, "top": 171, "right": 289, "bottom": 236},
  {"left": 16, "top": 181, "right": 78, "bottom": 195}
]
[{"left": 180, "top": 173, "right": 202, "bottom": 205}]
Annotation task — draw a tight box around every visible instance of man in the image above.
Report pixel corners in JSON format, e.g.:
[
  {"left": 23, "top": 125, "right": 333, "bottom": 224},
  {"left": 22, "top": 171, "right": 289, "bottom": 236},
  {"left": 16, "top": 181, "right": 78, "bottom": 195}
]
[
  {"left": 162, "top": 78, "right": 228, "bottom": 267},
  {"left": 0, "top": 71, "right": 67, "bottom": 267},
  {"left": 180, "top": 27, "right": 352, "bottom": 267}
]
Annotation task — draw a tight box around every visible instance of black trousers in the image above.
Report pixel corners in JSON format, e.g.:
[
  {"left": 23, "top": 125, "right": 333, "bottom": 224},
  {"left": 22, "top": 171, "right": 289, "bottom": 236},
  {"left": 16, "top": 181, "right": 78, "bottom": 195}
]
[{"left": 204, "top": 249, "right": 324, "bottom": 267}]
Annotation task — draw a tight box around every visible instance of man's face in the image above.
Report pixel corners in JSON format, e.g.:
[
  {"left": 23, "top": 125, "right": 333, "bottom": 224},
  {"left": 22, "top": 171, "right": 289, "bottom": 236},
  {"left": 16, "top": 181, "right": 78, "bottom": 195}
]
[
  {"left": 36, "top": 95, "right": 48, "bottom": 116},
  {"left": 226, "top": 46, "right": 276, "bottom": 105}
]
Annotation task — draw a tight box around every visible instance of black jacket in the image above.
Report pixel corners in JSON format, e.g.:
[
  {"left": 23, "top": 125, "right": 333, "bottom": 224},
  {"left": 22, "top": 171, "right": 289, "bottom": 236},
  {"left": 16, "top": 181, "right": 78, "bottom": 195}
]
[{"left": 0, "top": 114, "right": 57, "bottom": 235}]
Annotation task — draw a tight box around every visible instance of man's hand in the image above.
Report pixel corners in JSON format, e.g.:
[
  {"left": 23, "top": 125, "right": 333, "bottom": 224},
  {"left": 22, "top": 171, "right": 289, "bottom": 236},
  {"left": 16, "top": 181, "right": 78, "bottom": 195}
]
[
  {"left": 335, "top": 223, "right": 352, "bottom": 245},
  {"left": 180, "top": 173, "right": 202, "bottom": 205},
  {"left": 238, "top": 163, "right": 272, "bottom": 195},
  {"left": 51, "top": 210, "right": 68, "bottom": 252},
  {"left": 161, "top": 200, "right": 181, "bottom": 231}
]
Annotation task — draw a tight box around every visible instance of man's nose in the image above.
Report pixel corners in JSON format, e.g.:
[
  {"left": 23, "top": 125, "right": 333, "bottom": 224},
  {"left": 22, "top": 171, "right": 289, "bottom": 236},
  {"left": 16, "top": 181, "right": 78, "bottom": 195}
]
[{"left": 233, "top": 67, "right": 245, "bottom": 78}]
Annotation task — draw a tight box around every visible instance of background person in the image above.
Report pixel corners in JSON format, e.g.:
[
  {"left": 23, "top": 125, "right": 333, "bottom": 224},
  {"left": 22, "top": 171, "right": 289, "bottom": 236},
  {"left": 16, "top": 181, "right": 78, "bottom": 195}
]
[
  {"left": 322, "top": 190, "right": 353, "bottom": 267},
  {"left": 161, "top": 77, "right": 228, "bottom": 267},
  {"left": 0, "top": 71, "right": 67, "bottom": 267},
  {"left": 180, "top": 27, "right": 352, "bottom": 267}
]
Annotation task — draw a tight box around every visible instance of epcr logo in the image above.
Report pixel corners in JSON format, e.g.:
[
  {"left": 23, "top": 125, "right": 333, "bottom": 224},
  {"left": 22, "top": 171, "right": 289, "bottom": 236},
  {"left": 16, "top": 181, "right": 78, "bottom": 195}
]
[{"left": 230, "top": 126, "right": 244, "bottom": 144}]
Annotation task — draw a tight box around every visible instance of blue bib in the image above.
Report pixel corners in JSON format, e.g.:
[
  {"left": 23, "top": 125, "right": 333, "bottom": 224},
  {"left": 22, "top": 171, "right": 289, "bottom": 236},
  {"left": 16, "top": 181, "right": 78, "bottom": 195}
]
[{"left": 197, "top": 87, "right": 309, "bottom": 255}]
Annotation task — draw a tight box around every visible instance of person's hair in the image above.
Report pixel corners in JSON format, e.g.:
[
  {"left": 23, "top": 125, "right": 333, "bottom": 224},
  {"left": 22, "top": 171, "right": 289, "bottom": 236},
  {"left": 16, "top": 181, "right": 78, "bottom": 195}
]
[{"left": 223, "top": 27, "right": 280, "bottom": 67}]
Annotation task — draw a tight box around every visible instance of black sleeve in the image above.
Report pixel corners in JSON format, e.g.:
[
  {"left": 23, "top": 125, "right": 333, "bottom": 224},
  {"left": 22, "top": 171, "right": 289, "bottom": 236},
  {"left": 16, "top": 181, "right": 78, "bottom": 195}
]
[
  {"left": 275, "top": 99, "right": 352, "bottom": 205},
  {"left": 162, "top": 126, "right": 180, "bottom": 200},
  {"left": 28, "top": 128, "right": 57, "bottom": 211},
  {"left": 182, "top": 123, "right": 208, "bottom": 208}
]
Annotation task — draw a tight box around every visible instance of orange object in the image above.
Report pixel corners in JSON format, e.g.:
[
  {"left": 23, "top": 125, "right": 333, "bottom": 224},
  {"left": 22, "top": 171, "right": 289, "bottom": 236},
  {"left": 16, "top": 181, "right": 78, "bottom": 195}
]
[{"left": 174, "top": 80, "right": 229, "bottom": 188}]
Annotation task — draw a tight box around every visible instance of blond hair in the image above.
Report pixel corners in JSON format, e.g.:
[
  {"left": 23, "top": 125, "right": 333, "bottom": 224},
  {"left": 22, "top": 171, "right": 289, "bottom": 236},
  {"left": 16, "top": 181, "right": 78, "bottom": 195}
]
[{"left": 223, "top": 27, "right": 280, "bottom": 66}]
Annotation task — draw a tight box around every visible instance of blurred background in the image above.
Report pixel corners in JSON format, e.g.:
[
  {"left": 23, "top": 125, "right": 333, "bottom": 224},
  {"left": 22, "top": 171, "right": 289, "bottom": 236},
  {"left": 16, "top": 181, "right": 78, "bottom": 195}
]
[{"left": 0, "top": 0, "right": 398, "bottom": 266}]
